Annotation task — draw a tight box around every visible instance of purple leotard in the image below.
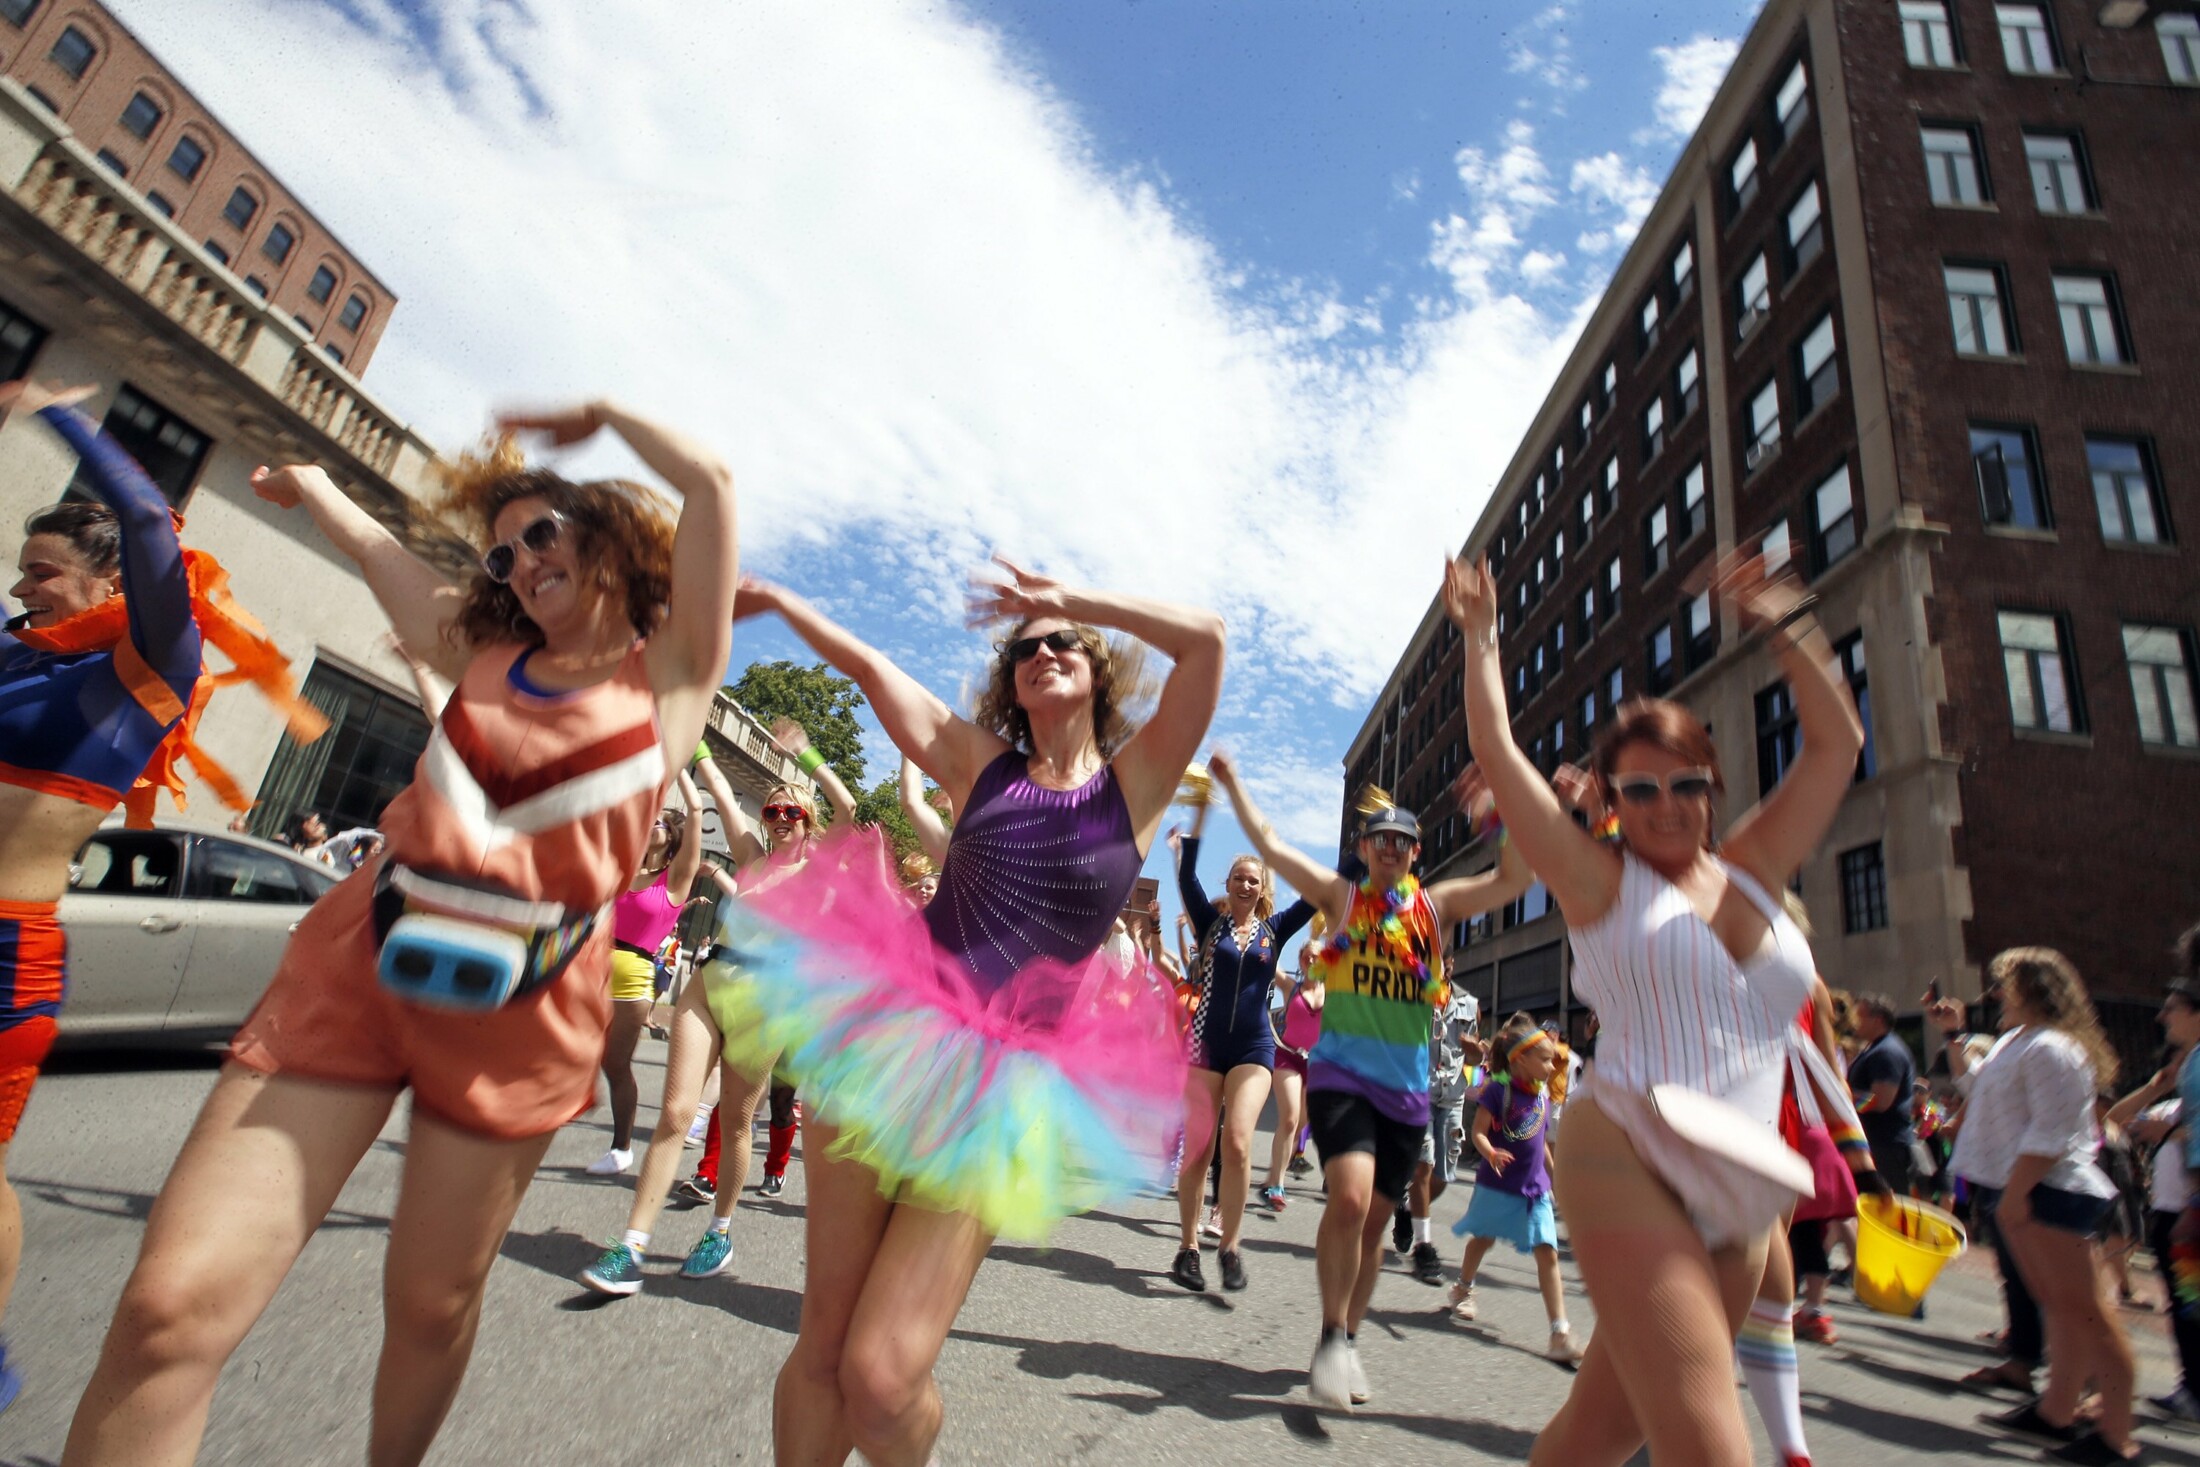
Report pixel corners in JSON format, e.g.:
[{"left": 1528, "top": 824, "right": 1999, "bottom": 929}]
[{"left": 924, "top": 750, "right": 1142, "bottom": 995}]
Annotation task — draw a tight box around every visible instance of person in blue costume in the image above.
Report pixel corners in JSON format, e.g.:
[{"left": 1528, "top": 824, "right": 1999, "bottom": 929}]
[
  {"left": 0, "top": 379, "right": 204, "bottom": 1415},
  {"left": 1166, "top": 781, "right": 1316, "bottom": 1295}
]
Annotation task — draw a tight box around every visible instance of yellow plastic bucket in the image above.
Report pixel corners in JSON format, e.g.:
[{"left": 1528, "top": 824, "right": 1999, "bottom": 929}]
[{"left": 1852, "top": 1194, "right": 1967, "bottom": 1316}]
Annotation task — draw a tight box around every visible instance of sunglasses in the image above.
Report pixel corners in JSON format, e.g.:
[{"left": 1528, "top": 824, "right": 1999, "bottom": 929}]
[
  {"left": 481, "top": 512, "right": 567, "bottom": 584},
  {"left": 1366, "top": 831, "right": 1417, "bottom": 854},
  {"left": 761, "top": 803, "right": 808, "bottom": 823},
  {"left": 1610, "top": 767, "right": 1716, "bottom": 806},
  {"left": 1007, "top": 629, "right": 1084, "bottom": 665}
]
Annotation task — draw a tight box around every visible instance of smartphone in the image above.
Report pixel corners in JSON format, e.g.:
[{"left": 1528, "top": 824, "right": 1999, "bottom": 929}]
[{"left": 1923, "top": 977, "right": 1942, "bottom": 1004}]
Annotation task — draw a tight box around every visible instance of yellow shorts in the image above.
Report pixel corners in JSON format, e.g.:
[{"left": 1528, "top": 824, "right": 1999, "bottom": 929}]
[{"left": 610, "top": 948, "right": 657, "bottom": 1004}]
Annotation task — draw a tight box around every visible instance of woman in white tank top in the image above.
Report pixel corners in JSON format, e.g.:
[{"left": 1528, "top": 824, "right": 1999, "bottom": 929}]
[{"left": 1443, "top": 545, "right": 1863, "bottom": 1467}]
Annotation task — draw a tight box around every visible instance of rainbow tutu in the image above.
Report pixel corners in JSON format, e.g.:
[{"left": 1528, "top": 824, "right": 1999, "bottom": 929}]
[{"left": 703, "top": 829, "right": 1188, "bottom": 1243}]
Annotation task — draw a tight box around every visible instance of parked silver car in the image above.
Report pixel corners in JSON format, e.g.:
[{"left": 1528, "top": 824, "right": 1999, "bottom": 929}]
[{"left": 56, "top": 820, "right": 344, "bottom": 1046}]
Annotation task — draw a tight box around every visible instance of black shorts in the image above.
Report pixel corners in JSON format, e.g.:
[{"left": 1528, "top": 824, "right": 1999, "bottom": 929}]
[{"left": 1306, "top": 1088, "right": 1426, "bottom": 1206}]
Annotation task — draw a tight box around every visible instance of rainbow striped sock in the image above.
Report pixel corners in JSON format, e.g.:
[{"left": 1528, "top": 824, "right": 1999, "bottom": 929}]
[{"left": 1739, "top": 1299, "right": 1809, "bottom": 1459}]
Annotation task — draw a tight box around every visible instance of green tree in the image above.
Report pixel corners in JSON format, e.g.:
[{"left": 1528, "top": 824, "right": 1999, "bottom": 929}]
[
  {"left": 725, "top": 660, "right": 867, "bottom": 790},
  {"left": 853, "top": 777, "right": 920, "bottom": 861}
]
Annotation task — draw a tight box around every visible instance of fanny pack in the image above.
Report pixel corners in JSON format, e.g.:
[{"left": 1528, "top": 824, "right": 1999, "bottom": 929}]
[{"left": 371, "top": 863, "right": 600, "bottom": 1011}]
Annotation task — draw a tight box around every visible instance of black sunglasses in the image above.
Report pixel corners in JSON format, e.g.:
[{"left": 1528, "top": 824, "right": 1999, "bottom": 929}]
[
  {"left": 1007, "top": 629, "right": 1084, "bottom": 665},
  {"left": 482, "top": 513, "right": 566, "bottom": 584}
]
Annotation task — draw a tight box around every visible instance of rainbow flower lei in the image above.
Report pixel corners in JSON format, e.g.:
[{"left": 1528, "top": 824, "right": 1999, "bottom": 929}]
[{"left": 1322, "top": 875, "right": 1447, "bottom": 1005}]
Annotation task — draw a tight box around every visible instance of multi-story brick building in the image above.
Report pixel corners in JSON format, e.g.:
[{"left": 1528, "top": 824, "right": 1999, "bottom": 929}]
[
  {"left": 1342, "top": 0, "right": 2200, "bottom": 1053},
  {"left": 0, "top": 0, "right": 395, "bottom": 372}
]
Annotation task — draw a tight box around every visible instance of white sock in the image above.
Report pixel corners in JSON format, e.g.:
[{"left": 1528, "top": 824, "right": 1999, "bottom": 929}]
[
  {"left": 1550, "top": 1316, "right": 1570, "bottom": 1335},
  {"left": 1412, "top": 1215, "right": 1432, "bottom": 1245},
  {"left": 709, "top": 1215, "right": 732, "bottom": 1235},
  {"left": 621, "top": 1228, "right": 650, "bottom": 1254},
  {"left": 1739, "top": 1299, "right": 1809, "bottom": 1460}
]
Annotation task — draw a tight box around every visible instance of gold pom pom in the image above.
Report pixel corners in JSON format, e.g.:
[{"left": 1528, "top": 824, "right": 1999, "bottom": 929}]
[{"left": 1175, "top": 762, "right": 1213, "bottom": 810}]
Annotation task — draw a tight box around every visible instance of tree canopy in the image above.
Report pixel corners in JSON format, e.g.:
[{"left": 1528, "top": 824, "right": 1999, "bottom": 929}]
[{"left": 724, "top": 660, "right": 868, "bottom": 791}]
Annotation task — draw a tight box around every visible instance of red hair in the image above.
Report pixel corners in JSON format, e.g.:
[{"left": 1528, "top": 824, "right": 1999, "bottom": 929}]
[{"left": 1591, "top": 698, "right": 1725, "bottom": 797}]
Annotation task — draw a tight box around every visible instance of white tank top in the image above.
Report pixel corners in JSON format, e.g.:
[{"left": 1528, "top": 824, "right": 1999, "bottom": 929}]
[{"left": 1569, "top": 851, "right": 1815, "bottom": 1128}]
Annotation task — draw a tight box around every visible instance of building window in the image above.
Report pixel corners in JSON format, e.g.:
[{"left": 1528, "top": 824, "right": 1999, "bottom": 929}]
[
  {"left": 1761, "top": 515, "right": 1793, "bottom": 576},
  {"left": 1673, "top": 239, "right": 1695, "bottom": 299},
  {"left": 1785, "top": 182, "right": 1824, "bottom": 273},
  {"left": 1579, "top": 397, "right": 1594, "bottom": 440},
  {"left": 94, "top": 148, "right": 127, "bottom": 178},
  {"left": 1945, "top": 264, "right": 2014, "bottom": 357},
  {"left": 1745, "top": 379, "right": 1780, "bottom": 471},
  {"left": 1580, "top": 687, "right": 1598, "bottom": 733},
  {"left": 1901, "top": 1, "right": 1960, "bottom": 68},
  {"left": 1970, "top": 423, "right": 2050, "bottom": 530},
  {"left": 1736, "top": 254, "right": 1770, "bottom": 340},
  {"left": 1642, "top": 397, "right": 1665, "bottom": 462},
  {"left": 2125, "top": 625, "right": 2199, "bottom": 749},
  {"left": 1603, "top": 555, "right": 1621, "bottom": 620},
  {"left": 221, "top": 187, "right": 257, "bottom": 230},
  {"left": 1579, "top": 583, "right": 1597, "bottom": 643},
  {"left": 23, "top": 85, "right": 55, "bottom": 112},
  {"left": 2054, "top": 274, "right": 2127, "bottom": 366},
  {"left": 1685, "top": 590, "right": 1716, "bottom": 669},
  {"left": 1836, "top": 630, "right": 1876, "bottom": 778},
  {"left": 0, "top": 0, "right": 41, "bottom": 27},
  {"left": 1756, "top": 681, "right": 1800, "bottom": 792},
  {"left": 339, "top": 294, "right": 368, "bottom": 332},
  {"left": 1999, "top": 609, "right": 2080, "bottom": 732},
  {"left": 262, "top": 223, "right": 296, "bottom": 265},
  {"left": 248, "top": 661, "right": 433, "bottom": 840},
  {"left": 1681, "top": 460, "right": 1708, "bottom": 540},
  {"left": 0, "top": 297, "right": 49, "bottom": 381},
  {"left": 1773, "top": 59, "right": 1809, "bottom": 142},
  {"left": 47, "top": 24, "right": 95, "bottom": 80},
  {"left": 1578, "top": 492, "right": 1593, "bottom": 538},
  {"left": 2024, "top": 132, "right": 2093, "bottom": 214},
  {"left": 1600, "top": 456, "right": 1620, "bottom": 517},
  {"left": 1640, "top": 292, "right": 1661, "bottom": 351},
  {"left": 245, "top": 275, "right": 268, "bottom": 298},
  {"left": 144, "top": 191, "right": 174, "bottom": 218},
  {"left": 1676, "top": 348, "right": 1701, "bottom": 418},
  {"left": 1921, "top": 125, "right": 1987, "bottom": 206},
  {"left": 1602, "top": 360, "right": 1617, "bottom": 407},
  {"left": 1795, "top": 313, "right": 1838, "bottom": 417},
  {"left": 119, "top": 90, "right": 161, "bottom": 139},
  {"left": 1997, "top": 4, "right": 2058, "bottom": 74},
  {"left": 203, "top": 239, "right": 230, "bottom": 265},
  {"left": 71, "top": 384, "right": 209, "bottom": 507},
  {"left": 1648, "top": 623, "right": 1677, "bottom": 694},
  {"left": 1644, "top": 502, "right": 1671, "bottom": 578},
  {"left": 1554, "top": 441, "right": 1565, "bottom": 475},
  {"left": 2088, "top": 437, "right": 2167, "bottom": 545},
  {"left": 306, "top": 264, "right": 337, "bottom": 304},
  {"left": 2163, "top": 13, "right": 2200, "bottom": 84},
  {"left": 1606, "top": 665, "right": 1625, "bottom": 710},
  {"left": 1839, "top": 844, "right": 1889, "bottom": 933},
  {"left": 1730, "top": 137, "right": 1760, "bottom": 214},
  {"left": 167, "top": 136, "right": 206, "bottom": 182},
  {"left": 1810, "top": 463, "right": 1860, "bottom": 572}
]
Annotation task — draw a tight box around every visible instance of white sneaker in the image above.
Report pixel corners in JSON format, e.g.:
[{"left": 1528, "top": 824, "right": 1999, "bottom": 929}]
[
  {"left": 1449, "top": 1281, "right": 1477, "bottom": 1321},
  {"left": 1547, "top": 1328, "right": 1584, "bottom": 1364},
  {"left": 586, "top": 1147, "right": 634, "bottom": 1176},
  {"left": 1200, "top": 1207, "right": 1223, "bottom": 1240},
  {"left": 1346, "top": 1340, "right": 1369, "bottom": 1405},
  {"left": 1308, "top": 1333, "right": 1353, "bottom": 1410}
]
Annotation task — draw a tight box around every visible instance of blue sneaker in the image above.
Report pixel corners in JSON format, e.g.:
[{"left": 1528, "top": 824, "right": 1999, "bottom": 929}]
[
  {"left": 0, "top": 1336, "right": 22, "bottom": 1415},
  {"left": 681, "top": 1228, "right": 733, "bottom": 1279},
  {"left": 579, "top": 1241, "right": 645, "bottom": 1296}
]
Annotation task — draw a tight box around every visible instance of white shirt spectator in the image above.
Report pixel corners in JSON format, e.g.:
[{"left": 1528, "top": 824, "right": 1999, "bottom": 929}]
[
  {"left": 1950, "top": 1026, "right": 2113, "bottom": 1199},
  {"left": 2142, "top": 1099, "right": 2191, "bottom": 1212}
]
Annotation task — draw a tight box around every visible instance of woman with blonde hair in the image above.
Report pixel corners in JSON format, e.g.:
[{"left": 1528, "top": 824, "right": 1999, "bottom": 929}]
[{"left": 1933, "top": 948, "right": 2137, "bottom": 1461}]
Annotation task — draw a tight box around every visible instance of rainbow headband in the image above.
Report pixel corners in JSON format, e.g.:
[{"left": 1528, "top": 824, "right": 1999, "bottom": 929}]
[{"left": 1506, "top": 1030, "right": 1554, "bottom": 1065}]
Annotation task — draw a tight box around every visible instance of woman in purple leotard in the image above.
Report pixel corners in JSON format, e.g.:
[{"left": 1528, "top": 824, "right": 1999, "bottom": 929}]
[{"left": 723, "top": 562, "right": 1223, "bottom": 1467}]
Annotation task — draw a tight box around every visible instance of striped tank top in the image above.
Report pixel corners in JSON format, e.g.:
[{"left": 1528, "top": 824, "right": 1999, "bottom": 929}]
[
  {"left": 1568, "top": 851, "right": 1814, "bottom": 1129},
  {"left": 1305, "top": 883, "right": 1445, "bottom": 1125}
]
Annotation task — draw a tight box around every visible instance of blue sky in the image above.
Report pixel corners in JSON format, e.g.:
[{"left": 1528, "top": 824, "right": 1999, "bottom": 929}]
[{"left": 114, "top": 0, "right": 1758, "bottom": 935}]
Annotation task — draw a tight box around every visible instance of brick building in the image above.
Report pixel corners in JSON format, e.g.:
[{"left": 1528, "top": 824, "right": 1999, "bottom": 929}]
[
  {"left": 0, "top": 0, "right": 395, "bottom": 372},
  {"left": 1341, "top": 0, "right": 2200, "bottom": 1051}
]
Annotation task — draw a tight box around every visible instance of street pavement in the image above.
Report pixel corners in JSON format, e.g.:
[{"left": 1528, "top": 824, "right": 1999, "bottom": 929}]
[{"left": 6, "top": 1040, "right": 2200, "bottom": 1466}]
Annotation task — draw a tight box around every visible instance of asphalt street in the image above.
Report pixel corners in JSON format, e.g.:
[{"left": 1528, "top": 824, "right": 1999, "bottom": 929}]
[{"left": 6, "top": 1040, "right": 2199, "bottom": 1466}]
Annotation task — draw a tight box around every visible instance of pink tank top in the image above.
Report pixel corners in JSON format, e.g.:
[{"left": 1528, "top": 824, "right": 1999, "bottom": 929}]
[
  {"left": 1281, "top": 982, "right": 1322, "bottom": 1052},
  {"left": 613, "top": 873, "right": 680, "bottom": 951}
]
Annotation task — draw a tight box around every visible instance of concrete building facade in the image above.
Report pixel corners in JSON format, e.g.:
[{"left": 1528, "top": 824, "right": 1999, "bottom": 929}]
[{"left": 1341, "top": 0, "right": 2200, "bottom": 1055}]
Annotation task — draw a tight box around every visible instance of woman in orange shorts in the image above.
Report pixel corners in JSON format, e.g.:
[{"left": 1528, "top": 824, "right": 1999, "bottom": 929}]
[{"left": 63, "top": 399, "right": 738, "bottom": 1467}]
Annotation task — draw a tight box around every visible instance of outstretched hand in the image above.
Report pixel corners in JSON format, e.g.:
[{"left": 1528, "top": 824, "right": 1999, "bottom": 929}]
[
  {"left": 768, "top": 717, "right": 811, "bottom": 757},
  {"left": 1450, "top": 762, "right": 1494, "bottom": 827},
  {"left": 1206, "top": 748, "right": 1239, "bottom": 789},
  {"left": 1925, "top": 997, "right": 1966, "bottom": 1034},
  {"left": 965, "top": 556, "right": 1071, "bottom": 628},
  {"left": 250, "top": 464, "right": 323, "bottom": 509},
  {"left": 1552, "top": 762, "right": 1604, "bottom": 821},
  {"left": 1441, "top": 555, "right": 1499, "bottom": 644},
  {"left": 494, "top": 402, "right": 606, "bottom": 448},
  {"left": 733, "top": 575, "right": 785, "bottom": 623},
  {"left": 1689, "top": 545, "right": 1805, "bottom": 635},
  {"left": 0, "top": 379, "right": 97, "bottom": 417}
]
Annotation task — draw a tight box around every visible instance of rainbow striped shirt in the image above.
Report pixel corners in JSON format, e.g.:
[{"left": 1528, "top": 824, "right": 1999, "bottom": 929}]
[{"left": 1306, "top": 885, "right": 1445, "bottom": 1125}]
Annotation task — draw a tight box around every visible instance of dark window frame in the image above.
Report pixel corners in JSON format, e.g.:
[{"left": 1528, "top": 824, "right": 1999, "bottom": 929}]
[
  {"left": 47, "top": 23, "right": 96, "bottom": 80},
  {"left": 166, "top": 134, "right": 208, "bottom": 183},
  {"left": 119, "top": 89, "right": 161, "bottom": 139},
  {"left": 1970, "top": 421, "right": 2052, "bottom": 530},
  {"left": 1839, "top": 843, "right": 1889, "bottom": 933}
]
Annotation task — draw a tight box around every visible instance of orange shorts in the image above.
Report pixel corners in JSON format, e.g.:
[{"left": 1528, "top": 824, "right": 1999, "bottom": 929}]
[
  {"left": 228, "top": 862, "right": 611, "bottom": 1141},
  {"left": 1, "top": 898, "right": 66, "bottom": 1143}
]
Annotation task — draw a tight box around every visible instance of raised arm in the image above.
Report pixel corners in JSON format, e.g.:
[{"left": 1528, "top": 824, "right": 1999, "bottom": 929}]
[
  {"left": 251, "top": 462, "right": 469, "bottom": 681},
  {"left": 384, "top": 631, "right": 452, "bottom": 719},
  {"left": 1174, "top": 829, "right": 1220, "bottom": 940},
  {"left": 739, "top": 577, "right": 1002, "bottom": 810},
  {"left": 1445, "top": 555, "right": 1620, "bottom": 926},
  {"left": 768, "top": 718, "right": 856, "bottom": 827},
  {"left": 693, "top": 752, "right": 766, "bottom": 868},
  {"left": 1425, "top": 765, "right": 1536, "bottom": 926},
  {"left": 1709, "top": 551, "right": 1866, "bottom": 894},
  {"left": 499, "top": 401, "right": 737, "bottom": 760},
  {"left": 898, "top": 757, "right": 952, "bottom": 867},
  {"left": 1207, "top": 749, "right": 1352, "bottom": 931},
  {"left": 666, "top": 770, "right": 705, "bottom": 903},
  {"left": 969, "top": 558, "right": 1225, "bottom": 851}
]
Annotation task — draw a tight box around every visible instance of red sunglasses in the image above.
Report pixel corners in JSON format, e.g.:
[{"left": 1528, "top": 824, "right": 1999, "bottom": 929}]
[{"left": 761, "top": 803, "right": 808, "bottom": 823}]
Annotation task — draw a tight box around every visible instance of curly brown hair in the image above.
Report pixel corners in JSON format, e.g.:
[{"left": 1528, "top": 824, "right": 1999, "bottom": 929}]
[
  {"left": 437, "top": 435, "right": 675, "bottom": 651},
  {"left": 970, "top": 618, "right": 1152, "bottom": 758},
  {"left": 1992, "top": 945, "right": 2119, "bottom": 1089}
]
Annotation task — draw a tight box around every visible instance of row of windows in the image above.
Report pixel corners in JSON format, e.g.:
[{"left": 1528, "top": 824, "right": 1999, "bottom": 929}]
[
  {"left": 1945, "top": 262, "right": 2132, "bottom": 367},
  {"left": 1970, "top": 425, "right": 2171, "bottom": 544},
  {"left": 1901, "top": 2, "right": 2199, "bottom": 85},
  {"left": 1921, "top": 121, "right": 2099, "bottom": 215},
  {"left": 1996, "top": 612, "right": 2198, "bottom": 749}
]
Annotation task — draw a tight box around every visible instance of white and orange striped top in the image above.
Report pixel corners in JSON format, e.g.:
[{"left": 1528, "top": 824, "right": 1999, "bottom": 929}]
[{"left": 1569, "top": 851, "right": 1816, "bottom": 1129}]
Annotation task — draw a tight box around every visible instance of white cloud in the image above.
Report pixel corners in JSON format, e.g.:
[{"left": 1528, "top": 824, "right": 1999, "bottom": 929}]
[
  {"left": 1505, "top": 4, "right": 1589, "bottom": 101},
  {"left": 1648, "top": 35, "right": 1740, "bottom": 141},
  {"left": 1569, "top": 151, "right": 1662, "bottom": 254}
]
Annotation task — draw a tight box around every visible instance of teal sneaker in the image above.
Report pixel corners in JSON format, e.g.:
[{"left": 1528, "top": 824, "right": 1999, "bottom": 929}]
[
  {"left": 682, "top": 1228, "right": 734, "bottom": 1279},
  {"left": 579, "top": 1242, "right": 645, "bottom": 1296}
]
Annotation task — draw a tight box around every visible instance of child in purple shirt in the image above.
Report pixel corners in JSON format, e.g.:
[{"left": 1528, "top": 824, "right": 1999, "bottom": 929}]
[{"left": 1448, "top": 1014, "right": 1580, "bottom": 1362}]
